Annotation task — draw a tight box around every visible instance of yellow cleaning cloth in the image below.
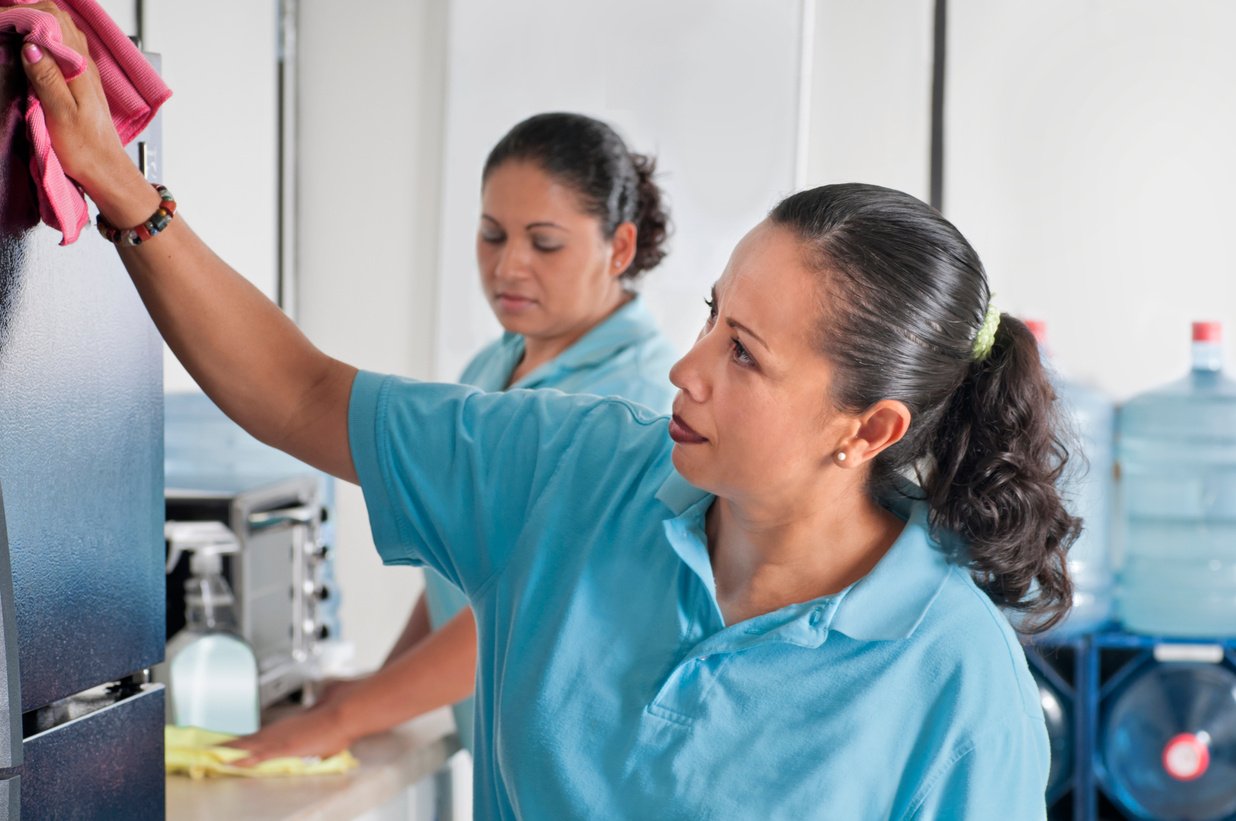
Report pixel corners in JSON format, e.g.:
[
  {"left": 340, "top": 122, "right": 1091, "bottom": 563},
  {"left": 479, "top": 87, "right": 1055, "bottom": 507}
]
[{"left": 165, "top": 726, "right": 359, "bottom": 779}]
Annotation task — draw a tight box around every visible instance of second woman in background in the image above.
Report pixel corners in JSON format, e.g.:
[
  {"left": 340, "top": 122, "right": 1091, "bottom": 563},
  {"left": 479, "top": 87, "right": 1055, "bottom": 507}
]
[{"left": 237, "top": 112, "right": 678, "bottom": 760}]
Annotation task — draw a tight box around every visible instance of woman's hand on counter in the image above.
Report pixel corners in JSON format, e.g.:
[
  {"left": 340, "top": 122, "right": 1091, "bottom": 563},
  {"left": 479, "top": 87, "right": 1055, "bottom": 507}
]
[{"left": 228, "top": 702, "right": 356, "bottom": 767}]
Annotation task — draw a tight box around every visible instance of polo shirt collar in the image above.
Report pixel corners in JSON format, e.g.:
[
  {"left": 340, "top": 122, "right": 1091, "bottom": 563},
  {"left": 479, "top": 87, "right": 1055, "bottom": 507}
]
[
  {"left": 828, "top": 488, "right": 954, "bottom": 642},
  {"left": 507, "top": 295, "right": 659, "bottom": 389},
  {"left": 655, "top": 469, "right": 954, "bottom": 643}
]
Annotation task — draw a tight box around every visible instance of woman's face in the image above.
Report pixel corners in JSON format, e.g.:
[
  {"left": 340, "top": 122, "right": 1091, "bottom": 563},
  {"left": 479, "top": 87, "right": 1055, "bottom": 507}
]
[
  {"left": 477, "top": 161, "right": 629, "bottom": 341},
  {"left": 668, "top": 221, "right": 856, "bottom": 505}
]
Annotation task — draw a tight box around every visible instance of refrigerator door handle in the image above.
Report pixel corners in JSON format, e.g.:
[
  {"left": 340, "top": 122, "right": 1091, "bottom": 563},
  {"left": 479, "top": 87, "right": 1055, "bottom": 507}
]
[{"left": 0, "top": 480, "right": 22, "bottom": 771}]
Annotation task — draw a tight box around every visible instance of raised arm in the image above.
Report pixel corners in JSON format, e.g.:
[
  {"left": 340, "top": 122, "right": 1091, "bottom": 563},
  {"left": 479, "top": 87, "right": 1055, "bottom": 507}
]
[{"left": 16, "top": 7, "right": 357, "bottom": 480}]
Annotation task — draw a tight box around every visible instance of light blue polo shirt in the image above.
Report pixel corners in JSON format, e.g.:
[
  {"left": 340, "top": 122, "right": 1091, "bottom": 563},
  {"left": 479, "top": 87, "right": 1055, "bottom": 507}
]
[
  {"left": 423, "top": 296, "right": 676, "bottom": 753},
  {"left": 350, "top": 376, "right": 1050, "bottom": 819}
]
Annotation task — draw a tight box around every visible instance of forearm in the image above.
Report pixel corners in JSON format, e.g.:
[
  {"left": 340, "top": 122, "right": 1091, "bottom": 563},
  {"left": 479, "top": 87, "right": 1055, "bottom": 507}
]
[
  {"left": 16, "top": 6, "right": 357, "bottom": 478},
  {"left": 338, "top": 607, "right": 478, "bottom": 739},
  {"left": 91, "top": 158, "right": 358, "bottom": 480},
  {"left": 382, "top": 594, "right": 434, "bottom": 666}
]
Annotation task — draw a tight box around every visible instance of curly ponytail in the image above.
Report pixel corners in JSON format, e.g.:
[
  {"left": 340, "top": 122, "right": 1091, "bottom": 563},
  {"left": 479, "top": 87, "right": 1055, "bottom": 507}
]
[
  {"left": 924, "top": 316, "right": 1080, "bottom": 632},
  {"left": 627, "top": 152, "right": 670, "bottom": 279},
  {"left": 769, "top": 184, "right": 1081, "bottom": 634},
  {"left": 483, "top": 112, "right": 672, "bottom": 281}
]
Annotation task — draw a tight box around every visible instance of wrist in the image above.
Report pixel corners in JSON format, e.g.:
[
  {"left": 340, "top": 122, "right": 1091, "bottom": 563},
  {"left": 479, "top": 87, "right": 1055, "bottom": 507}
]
[{"left": 81, "top": 153, "right": 162, "bottom": 229}]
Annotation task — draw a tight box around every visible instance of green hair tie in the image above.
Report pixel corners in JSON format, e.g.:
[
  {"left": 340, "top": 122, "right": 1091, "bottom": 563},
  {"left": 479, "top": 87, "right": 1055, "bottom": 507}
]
[{"left": 971, "top": 300, "right": 1000, "bottom": 361}]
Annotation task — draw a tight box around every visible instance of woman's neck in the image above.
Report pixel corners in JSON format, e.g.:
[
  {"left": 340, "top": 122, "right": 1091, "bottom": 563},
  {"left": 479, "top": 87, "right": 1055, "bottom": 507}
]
[
  {"left": 508, "top": 289, "right": 632, "bottom": 386},
  {"left": 705, "top": 482, "right": 904, "bottom": 626}
]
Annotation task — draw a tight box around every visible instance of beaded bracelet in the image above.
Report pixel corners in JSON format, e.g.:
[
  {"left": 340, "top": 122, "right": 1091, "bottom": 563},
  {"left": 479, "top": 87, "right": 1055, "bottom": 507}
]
[{"left": 96, "top": 184, "right": 178, "bottom": 246}]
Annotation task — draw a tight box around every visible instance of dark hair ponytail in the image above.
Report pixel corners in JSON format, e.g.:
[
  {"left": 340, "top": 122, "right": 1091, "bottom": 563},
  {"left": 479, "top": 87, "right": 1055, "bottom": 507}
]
[
  {"left": 483, "top": 112, "right": 671, "bottom": 280},
  {"left": 926, "top": 316, "right": 1079, "bottom": 632},
  {"left": 628, "top": 152, "right": 669, "bottom": 276},
  {"left": 769, "top": 183, "right": 1080, "bottom": 634}
]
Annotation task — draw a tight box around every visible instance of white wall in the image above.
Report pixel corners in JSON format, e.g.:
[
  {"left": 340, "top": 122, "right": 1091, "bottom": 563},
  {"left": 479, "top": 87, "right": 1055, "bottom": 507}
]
[
  {"left": 945, "top": 0, "right": 1236, "bottom": 399},
  {"left": 95, "top": 0, "right": 135, "bottom": 35},
  {"left": 141, "top": 1, "right": 282, "bottom": 393},
  {"left": 295, "top": 0, "right": 448, "bottom": 672},
  {"left": 804, "top": 0, "right": 934, "bottom": 202}
]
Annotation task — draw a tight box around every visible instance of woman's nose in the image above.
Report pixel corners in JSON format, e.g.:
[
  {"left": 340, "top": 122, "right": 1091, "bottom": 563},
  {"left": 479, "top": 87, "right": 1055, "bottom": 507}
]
[
  {"left": 669, "top": 333, "right": 711, "bottom": 403},
  {"left": 494, "top": 241, "right": 531, "bottom": 281}
]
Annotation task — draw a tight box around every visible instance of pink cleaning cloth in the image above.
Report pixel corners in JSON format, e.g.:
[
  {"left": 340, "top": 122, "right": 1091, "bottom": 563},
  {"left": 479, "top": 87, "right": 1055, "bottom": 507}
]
[{"left": 0, "top": 0, "right": 171, "bottom": 245}]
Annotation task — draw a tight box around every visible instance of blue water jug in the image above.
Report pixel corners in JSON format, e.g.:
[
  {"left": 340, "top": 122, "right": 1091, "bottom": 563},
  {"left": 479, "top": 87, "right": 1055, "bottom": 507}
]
[
  {"left": 1118, "top": 322, "right": 1236, "bottom": 637},
  {"left": 1026, "top": 320, "right": 1116, "bottom": 636},
  {"left": 1100, "top": 661, "right": 1236, "bottom": 819},
  {"left": 1031, "top": 666, "right": 1073, "bottom": 805}
]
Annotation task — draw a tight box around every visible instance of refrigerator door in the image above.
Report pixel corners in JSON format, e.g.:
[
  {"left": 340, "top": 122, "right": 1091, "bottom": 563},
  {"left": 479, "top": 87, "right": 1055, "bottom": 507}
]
[
  {"left": 0, "top": 481, "right": 19, "bottom": 771},
  {"left": 0, "top": 40, "right": 164, "bottom": 714},
  {"left": 21, "top": 685, "right": 164, "bottom": 819},
  {"left": 0, "top": 779, "right": 16, "bottom": 820}
]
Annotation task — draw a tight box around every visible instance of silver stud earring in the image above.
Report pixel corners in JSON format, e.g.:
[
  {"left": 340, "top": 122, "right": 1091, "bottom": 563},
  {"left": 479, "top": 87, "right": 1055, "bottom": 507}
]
[{"left": 835, "top": 451, "right": 847, "bottom": 463}]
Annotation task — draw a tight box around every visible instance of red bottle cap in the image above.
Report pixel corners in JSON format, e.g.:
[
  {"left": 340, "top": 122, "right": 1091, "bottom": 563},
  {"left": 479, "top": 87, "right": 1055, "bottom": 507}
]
[
  {"left": 1024, "top": 319, "right": 1047, "bottom": 345},
  {"left": 1162, "top": 732, "right": 1210, "bottom": 781},
  {"left": 1193, "top": 322, "right": 1222, "bottom": 343}
]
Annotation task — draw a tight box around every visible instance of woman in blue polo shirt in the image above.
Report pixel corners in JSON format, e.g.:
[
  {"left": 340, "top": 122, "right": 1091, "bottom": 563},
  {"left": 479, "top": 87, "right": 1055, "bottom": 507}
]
[
  {"left": 21, "top": 31, "right": 1075, "bottom": 819},
  {"left": 238, "top": 112, "right": 678, "bottom": 761}
]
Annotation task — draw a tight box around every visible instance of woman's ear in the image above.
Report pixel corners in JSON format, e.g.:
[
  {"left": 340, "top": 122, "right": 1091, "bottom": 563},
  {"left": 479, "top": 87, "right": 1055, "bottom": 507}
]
[
  {"left": 609, "top": 222, "right": 638, "bottom": 277},
  {"left": 836, "top": 401, "right": 911, "bottom": 466}
]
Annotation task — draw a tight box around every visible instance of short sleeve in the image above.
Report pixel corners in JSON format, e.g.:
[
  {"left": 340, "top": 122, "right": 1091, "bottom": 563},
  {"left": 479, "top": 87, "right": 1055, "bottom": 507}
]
[
  {"left": 905, "top": 714, "right": 1050, "bottom": 821},
  {"left": 347, "top": 370, "right": 664, "bottom": 598}
]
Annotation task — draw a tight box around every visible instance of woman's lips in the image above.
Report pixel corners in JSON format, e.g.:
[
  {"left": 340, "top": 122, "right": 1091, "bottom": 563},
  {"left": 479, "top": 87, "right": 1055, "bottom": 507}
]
[
  {"left": 669, "top": 414, "right": 708, "bottom": 444},
  {"left": 495, "top": 294, "right": 537, "bottom": 313}
]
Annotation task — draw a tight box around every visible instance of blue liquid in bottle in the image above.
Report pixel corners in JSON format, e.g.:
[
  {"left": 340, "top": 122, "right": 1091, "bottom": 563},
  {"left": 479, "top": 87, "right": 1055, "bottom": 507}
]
[
  {"left": 1100, "top": 662, "right": 1236, "bottom": 820},
  {"left": 1118, "top": 322, "right": 1236, "bottom": 637}
]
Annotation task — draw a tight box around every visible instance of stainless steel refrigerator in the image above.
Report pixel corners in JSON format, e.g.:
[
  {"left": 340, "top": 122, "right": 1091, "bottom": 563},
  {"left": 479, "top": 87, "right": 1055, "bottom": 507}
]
[{"left": 0, "top": 36, "right": 165, "bottom": 819}]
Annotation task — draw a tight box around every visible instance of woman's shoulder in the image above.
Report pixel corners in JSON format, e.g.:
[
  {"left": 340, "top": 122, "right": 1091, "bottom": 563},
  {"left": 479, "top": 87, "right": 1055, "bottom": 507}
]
[
  {"left": 458, "top": 335, "right": 520, "bottom": 390},
  {"left": 918, "top": 564, "right": 1045, "bottom": 721}
]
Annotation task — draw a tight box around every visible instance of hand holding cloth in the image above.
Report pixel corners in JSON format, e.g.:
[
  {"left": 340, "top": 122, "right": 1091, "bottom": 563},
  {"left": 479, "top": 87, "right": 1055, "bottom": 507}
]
[{"left": 0, "top": 0, "right": 170, "bottom": 244}]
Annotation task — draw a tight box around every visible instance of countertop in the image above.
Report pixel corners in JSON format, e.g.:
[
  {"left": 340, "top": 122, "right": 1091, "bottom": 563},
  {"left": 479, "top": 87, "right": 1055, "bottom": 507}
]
[{"left": 166, "top": 707, "right": 460, "bottom": 821}]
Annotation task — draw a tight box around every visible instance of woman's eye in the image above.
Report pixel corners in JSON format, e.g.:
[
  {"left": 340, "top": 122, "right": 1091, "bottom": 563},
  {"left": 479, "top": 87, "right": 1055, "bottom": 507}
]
[
  {"left": 731, "top": 338, "right": 756, "bottom": 368},
  {"left": 533, "top": 241, "right": 563, "bottom": 253},
  {"left": 480, "top": 231, "right": 504, "bottom": 244},
  {"left": 704, "top": 297, "right": 717, "bottom": 324}
]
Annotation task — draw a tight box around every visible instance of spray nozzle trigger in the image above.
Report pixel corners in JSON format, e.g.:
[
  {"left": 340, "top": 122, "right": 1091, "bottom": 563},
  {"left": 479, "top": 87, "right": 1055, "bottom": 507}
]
[{"left": 165, "top": 520, "right": 240, "bottom": 575}]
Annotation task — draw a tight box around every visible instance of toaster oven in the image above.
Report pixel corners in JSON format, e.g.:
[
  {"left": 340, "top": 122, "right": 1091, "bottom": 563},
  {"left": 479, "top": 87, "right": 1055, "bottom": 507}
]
[{"left": 164, "top": 473, "right": 332, "bottom": 707}]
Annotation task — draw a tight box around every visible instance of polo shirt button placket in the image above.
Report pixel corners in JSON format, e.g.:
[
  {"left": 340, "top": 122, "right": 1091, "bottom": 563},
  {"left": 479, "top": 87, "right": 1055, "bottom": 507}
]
[{"left": 647, "top": 649, "right": 731, "bottom": 726}]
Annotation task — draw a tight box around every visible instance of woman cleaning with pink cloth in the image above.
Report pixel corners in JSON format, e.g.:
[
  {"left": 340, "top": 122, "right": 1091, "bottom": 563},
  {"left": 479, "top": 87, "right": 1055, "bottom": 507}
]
[{"left": 11, "top": 6, "right": 1074, "bottom": 817}]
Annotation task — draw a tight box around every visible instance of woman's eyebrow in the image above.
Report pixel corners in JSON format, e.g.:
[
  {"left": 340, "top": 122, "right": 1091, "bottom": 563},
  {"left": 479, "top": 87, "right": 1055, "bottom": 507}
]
[
  {"left": 713, "top": 285, "right": 769, "bottom": 351},
  {"left": 727, "top": 317, "right": 768, "bottom": 351}
]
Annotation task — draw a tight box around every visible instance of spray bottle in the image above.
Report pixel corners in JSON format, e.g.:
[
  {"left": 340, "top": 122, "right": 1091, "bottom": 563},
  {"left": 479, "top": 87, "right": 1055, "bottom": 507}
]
[{"left": 161, "top": 521, "right": 260, "bottom": 734}]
